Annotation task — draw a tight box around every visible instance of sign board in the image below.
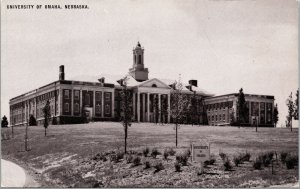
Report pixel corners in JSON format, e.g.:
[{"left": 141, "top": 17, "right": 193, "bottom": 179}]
[{"left": 191, "top": 140, "right": 210, "bottom": 163}]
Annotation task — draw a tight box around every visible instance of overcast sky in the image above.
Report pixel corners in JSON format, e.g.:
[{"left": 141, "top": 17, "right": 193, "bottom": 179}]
[{"left": 1, "top": 0, "right": 298, "bottom": 127}]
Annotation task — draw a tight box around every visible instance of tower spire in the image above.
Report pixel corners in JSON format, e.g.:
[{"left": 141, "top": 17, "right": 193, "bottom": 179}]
[{"left": 129, "top": 42, "right": 149, "bottom": 82}]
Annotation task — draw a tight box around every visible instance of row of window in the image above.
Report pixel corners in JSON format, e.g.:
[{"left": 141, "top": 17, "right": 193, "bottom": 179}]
[
  {"left": 63, "top": 103, "right": 110, "bottom": 115},
  {"left": 208, "top": 114, "right": 227, "bottom": 122},
  {"left": 206, "top": 101, "right": 233, "bottom": 111},
  {"left": 37, "top": 90, "right": 58, "bottom": 102},
  {"left": 64, "top": 90, "right": 110, "bottom": 101}
]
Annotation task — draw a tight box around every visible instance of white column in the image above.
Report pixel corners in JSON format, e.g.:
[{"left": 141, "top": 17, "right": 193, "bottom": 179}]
[
  {"left": 168, "top": 93, "right": 171, "bottom": 123},
  {"left": 112, "top": 90, "right": 115, "bottom": 118},
  {"left": 147, "top": 93, "right": 150, "bottom": 122},
  {"left": 71, "top": 89, "right": 74, "bottom": 116},
  {"left": 101, "top": 91, "right": 104, "bottom": 118},
  {"left": 158, "top": 94, "right": 161, "bottom": 123},
  {"left": 35, "top": 97, "right": 37, "bottom": 118},
  {"left": 137, "top": 92, "right": 140, "bottom": 122},
  {"left": 142, "top": 93, "right": 146, "bottom": 122},
  {"left": 133, "top": 92, "right": 136, "bottom": 121}
]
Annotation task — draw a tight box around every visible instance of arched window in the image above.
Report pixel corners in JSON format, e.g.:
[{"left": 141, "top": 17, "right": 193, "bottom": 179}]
[{"left": 138, "top": 55, "right": 142, "bottom": 64}]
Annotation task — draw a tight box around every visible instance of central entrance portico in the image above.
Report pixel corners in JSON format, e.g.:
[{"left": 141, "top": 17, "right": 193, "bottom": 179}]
[{"left": 132, "top": 78, "right": 171, "bottom": 123}]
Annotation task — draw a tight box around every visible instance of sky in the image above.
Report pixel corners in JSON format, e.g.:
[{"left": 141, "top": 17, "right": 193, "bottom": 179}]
[{"left": 1, "top": 0, "right": 298, "bottom": 127}]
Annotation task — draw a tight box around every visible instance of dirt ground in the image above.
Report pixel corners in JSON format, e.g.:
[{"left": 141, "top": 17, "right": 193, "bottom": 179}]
[{"left": 1, "top": 122, "right": 298, "bottom": 187}]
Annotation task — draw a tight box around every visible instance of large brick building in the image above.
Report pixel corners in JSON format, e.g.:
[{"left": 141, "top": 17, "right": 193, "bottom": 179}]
[{"left": 9, "top": 42, "right": 275, "bottom": 127}]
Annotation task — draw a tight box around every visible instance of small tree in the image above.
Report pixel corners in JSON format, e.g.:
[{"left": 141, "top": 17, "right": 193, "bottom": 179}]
[
  {"left": 118, "top": 76, "right": 133, "bottom": 154},
  {"left": 294, "top": 89, "right": 299, "bottom": 120},
  {"left": 1, "top": 115, "right": 8, "bottom": 128},
  {"left": 43, "top": 100, "right": 51, "bottom": 136},
  {"left": 170, "top": 78, "right": 189, "bottom": 147},
  {"left": 237, "top": 88, "right": 248, "bottom": 127},
  {"left": 273, "top": 104, "right": 279, "bottom": 128},
  {"left": 286, "top": 92, "right": 294, "bottom": 132}
]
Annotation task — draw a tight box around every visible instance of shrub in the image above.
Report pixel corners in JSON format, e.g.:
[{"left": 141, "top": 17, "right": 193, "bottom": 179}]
[
  {"left": 163, "top": 149, "right": 169, "bottom": 160},
  {"left": 259, "top": 154, "right": 271, "bottom": 167},
  {"left": 185, "top": 149, "right": 191, "bottom": 157},
  {"left": 253, "top": 158, "right": 262, "bottom": 170},
  {"left": 280, "top": 152, "right": 289, "bottom": 163},
  {"left": 143, "top": 147, "right": 150, "bottom": 157},
  {"left": 267, "top": 151, "right": 274, "bottom": 160},
  {"left": 204, "top": 156, "right": 216, "bottom": 167},
  {"left": 242, "top": 152, "right": 251, "bottom": 162},
  {"left": 234, "top": 156, "right": 242, "bottom": 167},
  {"left": 110, "top": 151, "right": 124, "bottom": 163},
  {"left": 219, "top": 152, "right": 227, "bottom": 161},
  {"left": 144, "top": 161, "right": 151, "bottom": 169},
  {"left": 154, "top": 162, "right": 164, "bottom": 173},
  {"left": 133, "top": 156, "right": 141, "bottom": 166},
  {"left": 224, "top": 158, "right": 233, "bottom": 171},
  {"left": 151, "top": 148, "right": 160, "bottom": 158},
  {"left": 174, "top": 162, "right": 181, "bottom": 172},
  {"left": 286, "top": 155, "right": 298, "bottom": 169},
  {"left": 29, "top": 115, "right": 37, "bottom": 126},
  {"left": 116, "top": 151, "right": 124, "bottom": 161},
  {"left": 126, "top": 154, "right": 133, "bottom": 163},
  {"left": 176, "top": 153, "right": 189, "bottom": 166},
  {"left": 168, "top": 148, "right": 176, "bottom": 156}
]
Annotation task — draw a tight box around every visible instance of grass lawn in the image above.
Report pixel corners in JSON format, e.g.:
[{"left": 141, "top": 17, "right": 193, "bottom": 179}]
[{"left": 1, "top": 122, "right": 298, "bottom": 187}]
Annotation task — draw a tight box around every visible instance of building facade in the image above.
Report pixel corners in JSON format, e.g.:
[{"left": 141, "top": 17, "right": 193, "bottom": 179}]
[
  {"left": 9, "top": 42, "right": 274, "bottom": 127},
  {"left": 204, "top": 94, "right": 274, "bottom": 127}
]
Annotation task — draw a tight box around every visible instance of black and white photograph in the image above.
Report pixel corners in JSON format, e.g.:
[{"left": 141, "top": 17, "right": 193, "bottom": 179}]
[{"left": 1, "top": 0, "right": 299, "bottom": 187}]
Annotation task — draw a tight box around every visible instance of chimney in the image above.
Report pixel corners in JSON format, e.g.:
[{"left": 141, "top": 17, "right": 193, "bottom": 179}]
[
  {"left": 189, "top": 80, "right": 197, "bottom": 87},
  {"left": 98, "top": 77, "right": 105, "bottom": 83},
  {"left": 59, "top": 65, "right": 65, "bottom": 80}
]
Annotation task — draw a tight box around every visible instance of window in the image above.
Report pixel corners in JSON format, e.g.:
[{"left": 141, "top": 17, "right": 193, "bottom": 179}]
[
  {"left": 95, "top": 104, "right": 101, "bottom": 114},
  {"left": 64, "top": 90, "right": 69, "bottom": 99},
  {"left": 74, "top": 103, "right": 79, "bottom": 113},
  {"left": 223, "top": 114, "right": 225, "bottom": 121},
  {"left": 212, "top": 115, "right": 214, "bottom": 121},
  {"left": 74, "top": 91, "right": 79, "bottom": 100},
  {"left": 51, "top": 105, "right": 54, "bottom": 115},
  {"left": 96, "top": 92, "right": 101, "bottom": 101},
  {"left": 105, "top": 104, "right": 110, "bottom": 114},
  {"left": 152, "top": 84, "right": 157, "bottom": 88},
  {"left": 64, "top": 103, "right": 69, "bottom": 112},
  {"left": 138, "top": 55, "right": 142, "bottom": 64},
  {"left": 105, "top": 93, "right": 111, "bottom": 101},
  {"left": 85, "top": 94, "right": 90, "bottom": 106}
]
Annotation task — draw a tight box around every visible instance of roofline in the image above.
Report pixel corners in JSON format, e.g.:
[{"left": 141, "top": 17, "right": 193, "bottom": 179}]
[{"left": 205, "top": 93, "right": 275, "bottom": 100}]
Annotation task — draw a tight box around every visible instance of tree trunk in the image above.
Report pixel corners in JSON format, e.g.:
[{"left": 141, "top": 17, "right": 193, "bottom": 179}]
[
  {"left": 256, "top": 123, "right": 257, "bottom": 132},
  {"left": 175, "top": 123, "right": 178, "bottom": 147},
  {"left": 45, "top": 128, "right": 47, "bottom": 136},
  {"left": 291, "top": 120, "right": 292, "bottom": 132},
  {"left": 11, "top": 125, "right": 14, "bottom": 138},
  {"left": 125, "top": 124, "right": 127, "bottom": 154}
]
